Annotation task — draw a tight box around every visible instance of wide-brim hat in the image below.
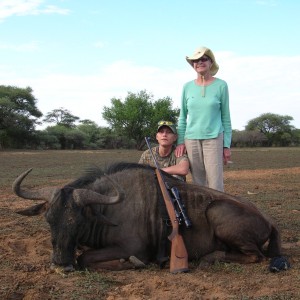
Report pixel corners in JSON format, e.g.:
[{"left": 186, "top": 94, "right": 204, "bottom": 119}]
[
  {"left": 186, "top": 46, "right": 219, "bottom": 76},
  {"left": 157, "top": 121, "right": 177, "bottom": 134}
]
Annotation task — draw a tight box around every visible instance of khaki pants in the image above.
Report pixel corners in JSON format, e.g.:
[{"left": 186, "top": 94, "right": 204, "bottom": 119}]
[{"left": 185, "top": 133, "right": 224, "bottom": 192}]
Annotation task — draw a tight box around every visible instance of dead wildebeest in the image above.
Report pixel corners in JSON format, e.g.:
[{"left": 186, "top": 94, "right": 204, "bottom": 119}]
[{"left": 12, "top": 162, "right": 290, "bottom": 273}]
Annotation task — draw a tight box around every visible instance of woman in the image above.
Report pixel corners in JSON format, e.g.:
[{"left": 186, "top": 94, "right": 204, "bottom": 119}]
[
  {"left": 139, "top": 120, "right": 189, "bottom": 181},
  {"left": 175, "top": 46, "right": 232, "bottom": 191}
]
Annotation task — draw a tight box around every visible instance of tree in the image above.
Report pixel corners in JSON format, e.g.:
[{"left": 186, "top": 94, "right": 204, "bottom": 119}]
[
  {"left": 65, "top": 129, "right": 87, "bottom": 149},
  {"left": 34, "top": 130, "right": 60, "bottom": 149},
  {"left": 77, "top": 120, "right": 100, "bottom": 145},
  {"left": 0, "top": 85, "right": 42, "bottom": 148},
  {"left": 245, "top": 113, "right": 295, "bottom": 146},
  {"left": 291, "top": 129, "right": 300, "bottom": 146},
  {"left": 232, "top": 130, "right": 267, "bottom": 147},
  {"left": 45, "top": 125, "right": 70, "bottom": 149},
  {"left": 43, "top": 108, "right": 80, "bottom": 128},
  {"left": 152, "top": 98, "right": 180, "bottom": 123},
  {"left": 102, "top": 90, "right": 179, "bottom": 150}
]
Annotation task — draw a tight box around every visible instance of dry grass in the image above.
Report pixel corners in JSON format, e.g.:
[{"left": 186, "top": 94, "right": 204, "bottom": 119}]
[{"left": 0, "top": 148, "right": 299, "bottom": 299}]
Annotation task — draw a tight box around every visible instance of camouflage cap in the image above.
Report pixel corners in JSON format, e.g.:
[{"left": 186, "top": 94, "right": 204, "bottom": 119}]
[{"left": 157, "top": 121, "right": 177, "bottom": 134}]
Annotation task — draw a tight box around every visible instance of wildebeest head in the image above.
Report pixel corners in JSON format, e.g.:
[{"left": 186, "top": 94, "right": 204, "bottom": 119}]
[{"left": 12, "top": 168, "right": 125, "bottom": 271}]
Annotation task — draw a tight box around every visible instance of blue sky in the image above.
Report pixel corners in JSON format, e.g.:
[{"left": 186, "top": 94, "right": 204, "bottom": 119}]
[{"left": 1, "top": 0, "right": 300, "bottom": 130}]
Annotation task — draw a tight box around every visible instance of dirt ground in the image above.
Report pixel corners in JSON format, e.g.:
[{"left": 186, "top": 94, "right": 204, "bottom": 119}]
[{"left": 0, "top": 149, "right": 299, "bottom": 299}]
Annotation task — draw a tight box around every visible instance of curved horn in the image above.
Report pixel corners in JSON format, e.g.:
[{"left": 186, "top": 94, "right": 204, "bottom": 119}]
[
  {"left": 73, "top": 174, "right": 125, "bottom": 206},
  {"left": 12, "top": 168, "right": 58, "bottom": 201}
]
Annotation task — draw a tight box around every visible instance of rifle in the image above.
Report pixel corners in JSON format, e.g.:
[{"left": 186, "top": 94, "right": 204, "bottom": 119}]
[
  {"left": 145, "top": 137, "right": 189, "bottom": 273},
  {"left": 170, "top": 186, "right": 192, "bottom": 229}
]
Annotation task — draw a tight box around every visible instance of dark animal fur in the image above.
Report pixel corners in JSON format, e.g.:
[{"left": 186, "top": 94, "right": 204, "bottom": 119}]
[{"left": 13, "top": 162, "right": 290, "bottom": 272}]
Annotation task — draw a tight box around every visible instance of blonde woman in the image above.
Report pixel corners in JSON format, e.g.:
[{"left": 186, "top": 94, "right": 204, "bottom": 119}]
[{"left": 175, "top": 46, "right": 232, "bottom": 191}]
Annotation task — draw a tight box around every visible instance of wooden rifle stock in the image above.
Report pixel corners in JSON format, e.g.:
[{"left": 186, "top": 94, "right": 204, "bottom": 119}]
[
  {"left": 144, "top": 136, "right": 188, "bottom": 273},
  {"left": 155, "top": 169, "right": 189, "bottom": 273}
]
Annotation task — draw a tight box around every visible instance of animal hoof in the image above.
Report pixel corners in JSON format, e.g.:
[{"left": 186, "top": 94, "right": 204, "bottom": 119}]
[
  {"left": 50, "top": 263, "right": 74, "bottom": 275},
  {"left": 157, "top": 256, "right": 169, "bottom": 269},
  {"left": 64, "top": 265, "right": 75, "bottom": 272},
  {"left": 198, "top": 260, "right": 211, "bottom": 268},
  {"left": 129, "top": 256, "right": 145, "bottom": 268},
  {"left": 269, "top": 256, "right": 291, "bottom": 272}
]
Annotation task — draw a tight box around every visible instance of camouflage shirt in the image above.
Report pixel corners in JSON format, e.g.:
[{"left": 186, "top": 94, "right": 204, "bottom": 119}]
[{"left": 138, "top": 146, "right": 188, "bottom": 181}]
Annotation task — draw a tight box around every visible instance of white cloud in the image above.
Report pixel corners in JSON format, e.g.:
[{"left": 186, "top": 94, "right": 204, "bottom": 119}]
[
  {"left": 93, "top": 41, "right": 106, "bottom": 49},
  {"left": 1, "top": 53, "right": 299, "bottom": 130},
  {"left": 218, "top": 52, "right": 300, "bottom": 129},
  {"left": 0, "top": 0, "right": 69, "bottom": 21},
  {"left": 40, "top": 4, "right": 69, "bottom": 15},
  {"left": 0, "top": 41, "right": 39, "bottom": 51},
  {"left": 255, "top": 0, "right": 277, "bottom": 7}
]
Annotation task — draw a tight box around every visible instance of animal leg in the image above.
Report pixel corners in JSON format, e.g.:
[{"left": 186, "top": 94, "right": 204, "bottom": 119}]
[
  {"left": 199, "top": 250, "right": 226, "bottom": 265},
  {"left": 77, "top": 247, "right": 146, "bottom": 271},
  {"left": 212, "top": 241, "right": 266, "bottom": 264},
  {"left": 84, "top": 259, "right": 135, "bottom": 271},
  {"left": 206, "top": 200, "right": 270, "bottom": 264},
  {"left": 225, "top": 250, "right": 265, "bottom": 264},
  {"left": 200, "top": 250, "right": 266, "bottom": 266}
]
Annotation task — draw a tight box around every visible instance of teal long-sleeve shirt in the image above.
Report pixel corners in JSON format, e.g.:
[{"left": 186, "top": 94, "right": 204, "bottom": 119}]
[{"left": 177, "top": 78, "right": 232, "bottom": 148}]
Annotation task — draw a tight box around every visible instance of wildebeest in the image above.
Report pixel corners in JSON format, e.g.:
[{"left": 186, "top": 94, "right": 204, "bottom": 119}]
[{"left": 12, "top": 162, "right": 290, "bottom": 273}]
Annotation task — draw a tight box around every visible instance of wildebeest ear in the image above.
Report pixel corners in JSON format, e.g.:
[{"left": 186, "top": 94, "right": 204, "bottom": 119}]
[{"left": 16, "top": 202, "right": 47, "bottom": 216}]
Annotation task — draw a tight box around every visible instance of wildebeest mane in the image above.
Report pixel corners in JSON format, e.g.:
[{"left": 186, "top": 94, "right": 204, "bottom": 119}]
[
  {"left": 105, "top": 162, "right": 180, "bottom": 182},
  {"left": 105, "top": 162, "right": 154, "bottom": 174},
  {"left": 65, "top": 162, "right": 155, "bottom": 189}
]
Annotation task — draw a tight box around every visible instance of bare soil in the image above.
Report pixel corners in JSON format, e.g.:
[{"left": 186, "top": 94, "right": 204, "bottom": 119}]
[{"left": 0, "top": 149, "right": 299, "bottom": 299}]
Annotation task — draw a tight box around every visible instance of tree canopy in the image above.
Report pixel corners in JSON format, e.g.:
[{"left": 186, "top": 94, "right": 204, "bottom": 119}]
[
  {"left": 245, "top": 113, "right": 295, "bottom": 146},
  {"left": 102, "top": 90, "right": 179, "bottom": 149},
  {"left": 1, "top": 85, "right": 299, "bottom": 150},
  {"left": 246, "top": 113, "right": 294, "bottom": 134},
  {"left": 0, "top": 85, "right": 42, "bottom": 148},
  {"left": 43, "top": 107, "right": 80, "bottom": 128}
]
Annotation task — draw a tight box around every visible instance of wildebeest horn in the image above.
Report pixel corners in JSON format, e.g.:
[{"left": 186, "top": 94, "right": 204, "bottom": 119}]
[
  {"left": 73, "top": 175, "right": 125, "bottom": 206},
  {"left": 12, "top": 168, "right": 59, "bottom": 201}
]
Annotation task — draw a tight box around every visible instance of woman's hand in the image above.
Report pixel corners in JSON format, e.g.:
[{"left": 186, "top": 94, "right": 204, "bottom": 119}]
[
  {"left": 175, "top": 144, "right": 186, "bottom": 157},
  {"left": 223, "top": 148, "right": 231, "bottom": 165}
]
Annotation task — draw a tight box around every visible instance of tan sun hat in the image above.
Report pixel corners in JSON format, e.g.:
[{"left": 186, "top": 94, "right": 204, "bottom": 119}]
[{"left": 186, "top": 46, "right": 219, "bottom": 76}]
